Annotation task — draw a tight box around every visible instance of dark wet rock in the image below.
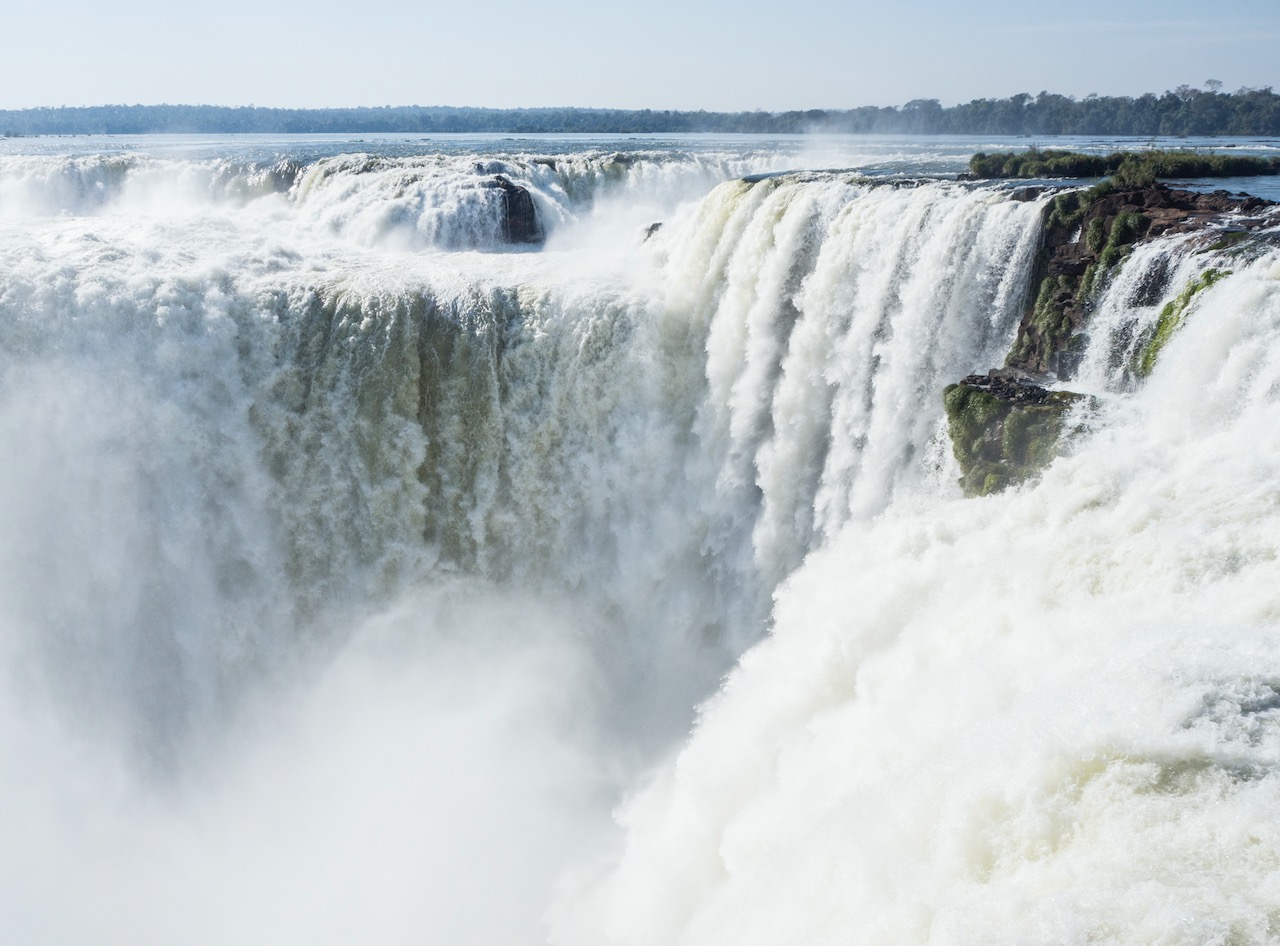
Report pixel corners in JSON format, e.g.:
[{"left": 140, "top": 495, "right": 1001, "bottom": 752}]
[
  {"left": 488, "top": 175, "right": 543, "bottom": 244},
  {"left": 1008, "top": 185, "right": 1050, "bottom": 201},
  {"left": 267, "top": 160, "right": 303, "bottom": 192}
]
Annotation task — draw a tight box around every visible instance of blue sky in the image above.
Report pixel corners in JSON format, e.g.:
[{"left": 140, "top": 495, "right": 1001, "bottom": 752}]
[{"left": 5, "top": 0, "right": 1279, "bottom": 110}]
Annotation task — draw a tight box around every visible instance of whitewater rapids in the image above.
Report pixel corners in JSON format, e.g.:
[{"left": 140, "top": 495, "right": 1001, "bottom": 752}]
[{"left": 1, "top": 135, "right": 1278, "bottom": 945}]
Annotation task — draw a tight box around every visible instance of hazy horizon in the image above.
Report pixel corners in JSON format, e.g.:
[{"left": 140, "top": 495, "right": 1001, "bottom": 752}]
[{"left": 1, "top": 88, "right": 1274, "bottom": 113}]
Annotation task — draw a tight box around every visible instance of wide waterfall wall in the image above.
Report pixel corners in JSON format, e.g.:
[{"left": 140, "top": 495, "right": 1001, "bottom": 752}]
[
  {"left": 664, "top": 176, "right": 1042, "bottom": 584},
  {"left": 552, "top": 243, "right": 1280, "bottom": 946},
  {"left": 0, "top": 168, "right": 1047, "bottom": 765},
  {"left": 1, "top": 151, "right": 1153, "bottom": 944},
  {"left": 255, "top": 174, "right": 1044, "bottom": 671}
]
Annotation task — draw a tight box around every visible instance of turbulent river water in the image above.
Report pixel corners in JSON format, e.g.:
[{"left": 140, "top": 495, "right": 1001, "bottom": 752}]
[{"left": 2, "top": 132, "right": 1280, "bottom": 945}]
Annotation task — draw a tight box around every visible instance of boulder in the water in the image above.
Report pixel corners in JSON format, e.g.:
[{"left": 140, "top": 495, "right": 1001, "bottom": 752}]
[
  {"left": 943, "top": 370, "right": 1085, "bottom": 496},
  {"left": 488, "top": 175, "right": 544, "bottom": 244}
]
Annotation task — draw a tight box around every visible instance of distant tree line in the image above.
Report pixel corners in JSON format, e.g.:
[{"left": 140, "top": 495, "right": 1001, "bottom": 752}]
[{"left": 3, "top": 87, "right": 1280, "bottom": 137}]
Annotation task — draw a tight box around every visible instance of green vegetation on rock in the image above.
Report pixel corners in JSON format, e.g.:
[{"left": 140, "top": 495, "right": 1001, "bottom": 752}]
[
  {"left": 970, "top": 150, "right": 1114, "bottom": 179},
  {"left": 1007, "top": 278, "right": 1056, "bottom": 368},
  {"left": 952, "top": 145, "right": 1270, "bottom": 501},
  {"left": 1098, "top": 211, "right": 1146, "bottom": 267},
  {"left": 1107, "top": 211, "right": 1144, "bottom": 246},
  {"left": 1002, "top": 175, "right": 1240, "bottom": 376},
  {"left": 1085, "top": 217, "right": 1107, "bottom": 253},
  {"left": 969, "top": 148, "right": 1280, "bottom": 181},
  {"left": 1046, "top": 190, "right": 1087, "bottom": 232},
  {"left": 1134, "top": 268, "right": 1230, "bottom": 377},
  {"left": 1077, "top": 262, "right": 1102, "bottom": 302},
  {"left": 1044, "top": 178, "right": 1122, "bottom": 234},
  {"left": 1207, "top": 231, "right": 1250, "bottom": 252},
  {"left": 943, "top": 382, "right": 1083, "bottom": 496}
]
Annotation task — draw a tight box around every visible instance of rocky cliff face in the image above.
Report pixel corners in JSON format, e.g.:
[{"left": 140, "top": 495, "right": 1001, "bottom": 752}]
[
  {"left": 1006, "top": 183, "right": 1271, "bottom": 379},
  {"left": 944, "top": 183, "right": 1276, "bottom": 495}
]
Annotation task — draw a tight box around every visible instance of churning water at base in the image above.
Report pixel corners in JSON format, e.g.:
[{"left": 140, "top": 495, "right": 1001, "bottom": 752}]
[
  {"left": 1, "top": 135, "right": 1279, "bottom": 944},
  {"left": 555, "top": 254, "right": 1280, "bottom": 946}
]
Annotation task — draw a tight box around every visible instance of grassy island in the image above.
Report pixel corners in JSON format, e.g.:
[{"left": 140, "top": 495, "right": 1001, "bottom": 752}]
[{"left": 968, "top": 149, "right": 1280, "bottom": 183}]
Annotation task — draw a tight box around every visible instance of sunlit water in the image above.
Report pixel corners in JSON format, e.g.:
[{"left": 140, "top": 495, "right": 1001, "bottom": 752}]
[{"left": 2, "top": 133, "right": 1280, "bottom": 944}]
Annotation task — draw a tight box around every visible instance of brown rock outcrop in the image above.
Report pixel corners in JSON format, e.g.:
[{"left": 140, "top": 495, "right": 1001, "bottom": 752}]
[{"left": 1007, "top": 183, "right": 1276, "bottom": 378}]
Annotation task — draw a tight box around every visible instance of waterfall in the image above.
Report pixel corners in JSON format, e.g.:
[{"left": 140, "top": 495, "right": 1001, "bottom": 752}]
[
  {"left": 2, "top": 140, "right": 1276, "bottom": 944},
  {"left": 551, "top": 243, "right": 1280, "bottom": 946}
]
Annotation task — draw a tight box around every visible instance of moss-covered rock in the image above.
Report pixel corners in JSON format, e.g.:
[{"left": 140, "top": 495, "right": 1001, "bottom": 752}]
[
  {"left": 941, "top": 175, "right": 1276, "bottom": 501},
  {"left": 1133, "top": 268, "right": 1230, "bottom": 378},
  {"left": 943, "top": 374, "right": 1085, "bottom": 496},
  {"left": 1006, "top": 273, "right": 1082, "bottom": 374},
  {"left": 1005, "top": 184, "right": 1271, "bottom": 379}
]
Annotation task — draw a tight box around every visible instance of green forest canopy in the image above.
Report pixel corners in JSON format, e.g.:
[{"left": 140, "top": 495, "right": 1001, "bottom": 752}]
[{"left": 4, "top": 87, "right": 1280, "bottom": 137}]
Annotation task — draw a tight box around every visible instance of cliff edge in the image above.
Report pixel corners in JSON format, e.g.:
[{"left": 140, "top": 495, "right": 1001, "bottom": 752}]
[{"left": 944, "top": 180, "right": 1276, "bottom": 495}]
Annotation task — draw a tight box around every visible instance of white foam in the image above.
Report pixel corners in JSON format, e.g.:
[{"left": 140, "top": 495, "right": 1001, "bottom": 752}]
[
  {"left": 4, "top": 149, "right": 1271, "bottom": 944},
  {"left": 552, "top": 251, "right": 1280, "bottom": 946}
]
